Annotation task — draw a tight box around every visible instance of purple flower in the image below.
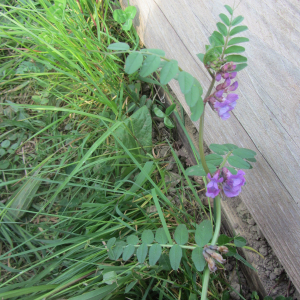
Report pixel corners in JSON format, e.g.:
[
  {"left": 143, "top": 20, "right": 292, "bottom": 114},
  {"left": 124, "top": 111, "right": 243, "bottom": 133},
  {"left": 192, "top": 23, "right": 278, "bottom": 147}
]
[
  {"left": 222, "top": 168, "right": 246, "bottom": 197},
  {"left": 214, "top": 98, "right": 236, "bottom": 120},
  {"left": 206, "top": 170, "right": 223, "bottom": 198}
]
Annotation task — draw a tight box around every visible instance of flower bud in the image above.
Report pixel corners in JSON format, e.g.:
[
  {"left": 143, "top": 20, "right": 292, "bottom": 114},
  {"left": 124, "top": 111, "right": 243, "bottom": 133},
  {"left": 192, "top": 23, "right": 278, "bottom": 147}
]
[{"left": 217, "top": 246, "right": 229, "bottom": 254}]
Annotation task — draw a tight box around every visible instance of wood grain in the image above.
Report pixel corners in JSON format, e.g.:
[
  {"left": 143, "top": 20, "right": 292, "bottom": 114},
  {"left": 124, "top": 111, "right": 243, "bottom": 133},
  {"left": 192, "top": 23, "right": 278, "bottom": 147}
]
[{"left": 120, "top": 0, "right": 300, "bottom": 292}]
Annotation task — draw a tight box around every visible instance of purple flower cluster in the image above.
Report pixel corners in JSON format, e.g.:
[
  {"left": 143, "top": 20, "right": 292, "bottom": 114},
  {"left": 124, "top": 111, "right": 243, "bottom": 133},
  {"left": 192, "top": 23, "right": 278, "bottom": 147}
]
[
  {"left": 206, "top": 62, "right": 239, "bottom": 120},
  {"left": 206, "top": 167, "right": 246, "bottom": 198}
]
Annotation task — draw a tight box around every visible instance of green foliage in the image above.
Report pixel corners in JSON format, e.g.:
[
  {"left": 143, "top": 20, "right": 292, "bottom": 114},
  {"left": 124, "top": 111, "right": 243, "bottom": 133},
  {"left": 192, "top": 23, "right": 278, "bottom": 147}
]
[
  {"left": 208, "top": 143, "right": 257, "bottom": 170},
  {"left": 113, "top": 6, "right": 137, "bottom": 31},
  {"left": 153, "top": 105, "right": 175, "bottom": 129},
  {"left": 195, "top": 220, "right": 213, "bottom": 247}
]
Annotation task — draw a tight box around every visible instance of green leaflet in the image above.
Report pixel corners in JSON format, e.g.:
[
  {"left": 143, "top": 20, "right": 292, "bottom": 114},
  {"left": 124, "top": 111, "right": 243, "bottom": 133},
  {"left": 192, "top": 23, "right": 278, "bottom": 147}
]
[
  {"left": 174, "top": 224, "right": 189, "bottom": 245},
  {"left": 149, "top": 244, "right": 162, "bottom": 266},
  {"left": 169, "top": 244, "right": 182, "bottom": 270},
  {"left": 195, "top": 220, "right": 213, "bottom": 247}
]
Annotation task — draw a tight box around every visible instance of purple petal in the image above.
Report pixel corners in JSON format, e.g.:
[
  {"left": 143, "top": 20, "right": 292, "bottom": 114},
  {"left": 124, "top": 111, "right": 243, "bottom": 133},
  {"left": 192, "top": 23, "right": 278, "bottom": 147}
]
[
  {"left": 226, "top": 93, "right": 239, "bottom": 101},
  {"left": 223, "top": 78, "right": 231, "bottom": 88},
  {"left": 222, "top": 73, "right": 230, "bottom": 79},
  {"left": 215, "top": 73, "right": 222, "bottom": 81},
  {"left": 229, "top": 72, "right": 237, "bottom": 79},
  {"left": 215, "top": 89, "right": 224, "bottom": 98},
  {"left": 228, "top": 81, "right": 238, "bottom": 91}
]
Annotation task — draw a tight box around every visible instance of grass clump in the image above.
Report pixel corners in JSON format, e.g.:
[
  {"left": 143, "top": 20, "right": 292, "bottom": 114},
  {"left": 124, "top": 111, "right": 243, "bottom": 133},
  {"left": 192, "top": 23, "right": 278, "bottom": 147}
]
[{"left": 0, "top": 1, "right": 236, "bottom": 299}]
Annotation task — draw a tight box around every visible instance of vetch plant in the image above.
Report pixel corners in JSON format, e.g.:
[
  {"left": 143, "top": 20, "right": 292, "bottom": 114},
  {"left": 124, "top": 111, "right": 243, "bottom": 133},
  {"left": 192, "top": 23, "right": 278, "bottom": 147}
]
[{"left": 107, "top": 3, "right": 258, "bottom": 299}]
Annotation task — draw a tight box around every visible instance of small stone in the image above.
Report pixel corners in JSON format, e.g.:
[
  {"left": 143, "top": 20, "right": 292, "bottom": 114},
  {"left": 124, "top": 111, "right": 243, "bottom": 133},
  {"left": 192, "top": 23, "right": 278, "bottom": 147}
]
[
  {"left": 165, "top": 172, "right": 181, "bottom": 187},
  {"left": 246, "top": 218, "right": 256, "bottom": 225},
  {"left": 146, "top": 206, "right": 157, "bottom": 213},
  {"left": 273, "top": 268, "right": 282, "bottom": 276},
  {"left": 229, "top": 282, "right": 241, "bottom": 300},
  {"left": 269, "top": 273, "right": 277, "bottom": 280},
  {"left": 158, "top": 122, "right": 164, "bottom": 129},
  {"left": 258, "top": 246, "right": 268, "bottom": 256},
  {"left": 166, "top": 156, "right": 176, "bottom": 170}
]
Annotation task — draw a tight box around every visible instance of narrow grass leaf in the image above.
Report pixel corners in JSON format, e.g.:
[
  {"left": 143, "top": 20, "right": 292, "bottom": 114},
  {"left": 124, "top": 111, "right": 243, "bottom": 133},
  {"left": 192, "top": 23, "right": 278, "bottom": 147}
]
[
  {"left": 149, "top": 244, "right": 162, "bottom": 266},
  {"left": 178, "top": 71, "right": 194, "bottom": 94},
  {"left": 125, "top": 280, "right": 138, "bottom": 293},
  {"left": 0, "top": 285, "right": 59, "bottom": 299},
  {"left": 174, "top": 224, "right": 189, "bottom": 245},
  {"left": 169, "top": 244, "right": 182, "bottom": 270},
  {"left": 160, "top": 60, "right": 178, "bottom": 85},
  {"left": 137, "top": 243, "right": 148, "bottom": 263},
  {"left": 139, "top": 55, "right": 161, "bottom": 77},
  {"left": 195, "top": 220, "right": 213, "bottom": 247},
  {"left": 155, "top": 228, "right": 168, "bottom": 244},
  {"left": 192, "top": 247, "right": 206, "bottom": 271},
  {"left": 125, "top": 52, "right": 143, "bottom": 74},
  {"left": 151, "top": 189, "right": 173, "bottom": 244}
]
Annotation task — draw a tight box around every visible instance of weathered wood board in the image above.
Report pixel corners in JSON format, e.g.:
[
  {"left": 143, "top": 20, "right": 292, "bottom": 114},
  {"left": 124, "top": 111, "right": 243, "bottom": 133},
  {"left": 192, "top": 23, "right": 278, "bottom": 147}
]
[{"left": 121, "top": 0, "right": 300, "bottom": 292}]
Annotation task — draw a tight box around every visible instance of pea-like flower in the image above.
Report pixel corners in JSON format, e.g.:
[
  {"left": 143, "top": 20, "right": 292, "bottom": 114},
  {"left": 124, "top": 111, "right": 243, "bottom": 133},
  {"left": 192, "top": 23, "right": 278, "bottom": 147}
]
[
  {"left": 206, "top": 170, "right": 223, "bottom": 198},
  {"left": 205, "top": 168, "right": 246, "bottom": 198},
  {"left": 222, "top": 167, "right": 246, "bottom": 197}
]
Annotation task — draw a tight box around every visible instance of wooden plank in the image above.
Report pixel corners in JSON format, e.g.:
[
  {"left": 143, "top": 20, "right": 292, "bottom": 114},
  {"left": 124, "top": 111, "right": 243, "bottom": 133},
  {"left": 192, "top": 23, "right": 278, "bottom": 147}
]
[{"left": 120, "top": 0, "right": 300, "bottom": 292}]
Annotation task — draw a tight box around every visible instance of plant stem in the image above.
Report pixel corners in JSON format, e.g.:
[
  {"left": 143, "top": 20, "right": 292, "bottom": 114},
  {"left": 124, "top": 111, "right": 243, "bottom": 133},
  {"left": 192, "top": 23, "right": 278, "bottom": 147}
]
[
  {"left": 198, "top": 77, "right": 215, "bottom": 174},
  {"left": 201, "top": 195, "right": 222, "bottom": 300}
]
